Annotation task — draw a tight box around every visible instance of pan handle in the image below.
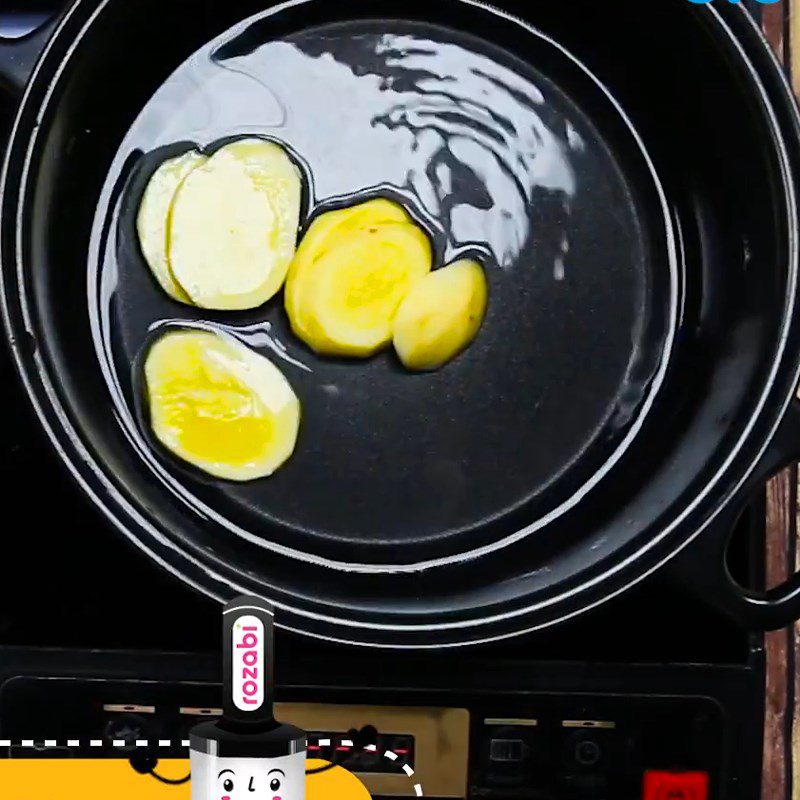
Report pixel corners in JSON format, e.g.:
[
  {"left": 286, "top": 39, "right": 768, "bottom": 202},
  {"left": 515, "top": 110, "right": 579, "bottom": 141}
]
[
  {"left": 671, "top": 398, "right": 800, "bottom": 630},
  {"left": 0, "top": 14, "right": 58, "bottom": 95}
]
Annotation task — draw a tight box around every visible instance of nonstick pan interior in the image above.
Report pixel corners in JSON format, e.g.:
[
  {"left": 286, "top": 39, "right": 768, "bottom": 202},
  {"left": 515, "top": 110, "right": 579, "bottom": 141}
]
[
  {"left": 5, "top": 0, "right": 799, "bottom": 644},
  {"left": 91, "top": 3, "right": 675, "bottom": 570}
]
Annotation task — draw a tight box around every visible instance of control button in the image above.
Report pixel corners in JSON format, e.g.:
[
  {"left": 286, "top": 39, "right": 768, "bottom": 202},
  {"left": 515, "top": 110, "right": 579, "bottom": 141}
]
[
  {"left": 490, "top": 738, "right": 526, "bottom": 762},
  {"left": 574, "top": 738, "right": 602, "bottom": 767},
  {"left": 643, "top": 770, "right": 709, "bottom": 800}
]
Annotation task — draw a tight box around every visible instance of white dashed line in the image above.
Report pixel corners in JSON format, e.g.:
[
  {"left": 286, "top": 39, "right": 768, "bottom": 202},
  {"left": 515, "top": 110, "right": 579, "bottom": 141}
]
[
  {"left": 6, "top": 734, "right": 423, "bottom": 793},
  {"left": 309, "top": 737, "right": 421, "bottom": 793}
]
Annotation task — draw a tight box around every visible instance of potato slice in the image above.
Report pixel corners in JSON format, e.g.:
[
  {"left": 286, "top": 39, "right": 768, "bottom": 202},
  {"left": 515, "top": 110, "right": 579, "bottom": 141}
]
[
  {"left": 285, "top": 198, "right": 411, "bottom": 342},
  {"left": 393, "top": 258, "right": 488, "bottom": 370},
  {"left": 136, "top": 150, "right": 207, "bottom": 303},
  {"left": 303, "top": 226, "right": 432, "bottom": 357},
  {"left": 285, "top": 199, "right": 431, "bottom": 357},
  {"left": 169, "top": 139, "right": 302, "bottom": 310},
  {"left": 144, "top": 329, "right": 300, "bottom": 480}
]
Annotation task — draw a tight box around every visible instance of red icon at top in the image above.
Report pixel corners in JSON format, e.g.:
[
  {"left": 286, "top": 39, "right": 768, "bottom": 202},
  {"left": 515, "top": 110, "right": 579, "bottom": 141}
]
[{"left": 642, "top": 770, "right": 709, "bottom": 800}]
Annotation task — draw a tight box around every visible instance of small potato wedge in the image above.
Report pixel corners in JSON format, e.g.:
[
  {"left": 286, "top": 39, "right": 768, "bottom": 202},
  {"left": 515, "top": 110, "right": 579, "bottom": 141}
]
[{"left": 392, "top": 258, "right": 488, "bottom": 370}]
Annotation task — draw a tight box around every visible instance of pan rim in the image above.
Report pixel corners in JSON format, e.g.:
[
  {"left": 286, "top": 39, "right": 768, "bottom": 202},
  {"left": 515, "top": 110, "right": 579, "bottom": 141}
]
[{"left": 1, "top": 0, "right": 798, "bottom": 643}]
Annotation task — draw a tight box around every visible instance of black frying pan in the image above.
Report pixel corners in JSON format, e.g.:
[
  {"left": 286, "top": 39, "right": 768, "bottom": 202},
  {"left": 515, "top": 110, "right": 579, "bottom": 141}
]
[{"left": 2, "top": 0, "right": 800, "bottom": 647}]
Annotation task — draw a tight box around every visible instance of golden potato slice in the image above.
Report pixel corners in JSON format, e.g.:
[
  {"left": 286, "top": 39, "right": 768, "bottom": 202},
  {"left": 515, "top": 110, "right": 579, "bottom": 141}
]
[
  {"left": 285, "top": 198, "right": 411, "bottom": 342},
  {"left": 169, "top": 139, "right": 302, "bottom": 310},
  {"left": 285, "top": 199, "right": 431, "bottom": 357},
  {"left": 393, "top": 258, "right": 488, "bottom": 370},
  {"left": 144, "top": 329, "right": 300, "bottom": 480},
  {"left": 136, "top": 149, "right": 207, "bottom": 303},
  {"left": 302, "top": 226, "right": 432, "bottom": 357}
]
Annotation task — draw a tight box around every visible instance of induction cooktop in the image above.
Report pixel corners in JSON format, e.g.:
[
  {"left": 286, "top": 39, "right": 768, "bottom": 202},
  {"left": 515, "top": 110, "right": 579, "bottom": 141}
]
[{"left": 0, "top": 5, "right": 771, "bottom": 799}]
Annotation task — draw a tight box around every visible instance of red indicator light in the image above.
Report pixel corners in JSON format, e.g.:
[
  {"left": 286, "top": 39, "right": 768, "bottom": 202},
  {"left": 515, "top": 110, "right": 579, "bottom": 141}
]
[
  {"left": 643, "top": 770, "right": 709, "bottom": 800},
  {"left": 308, "top": 745, "right": 321, "bottom": 751},
  {"left": 394, "top": 749, "right": 409, "bottom": 754},
  {"left": 335, "top": 746, "right": 351, "bottom": 751}
]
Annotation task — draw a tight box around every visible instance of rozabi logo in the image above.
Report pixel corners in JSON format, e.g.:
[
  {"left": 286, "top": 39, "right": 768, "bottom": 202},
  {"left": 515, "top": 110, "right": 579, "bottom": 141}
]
[{"left": 232, "top": 614, "right": 264, "bottom": 711}]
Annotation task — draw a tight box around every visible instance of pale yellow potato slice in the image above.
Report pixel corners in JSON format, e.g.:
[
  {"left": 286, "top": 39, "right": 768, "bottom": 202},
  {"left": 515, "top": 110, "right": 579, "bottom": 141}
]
[
  {"left": 224, "top": 138, "right": 303, "bottom": 297},
  {"left": 136, "top": 150, "right": 208, "bottom": 303},
  {"left": 169, "top": 139, "right": 302, "bottom": 310},
  {"left": 144, "top": 329, "right": 300, "bottom": 481},
  {"left": 393, "top": 258, "right": 488, "bottom": 370}
]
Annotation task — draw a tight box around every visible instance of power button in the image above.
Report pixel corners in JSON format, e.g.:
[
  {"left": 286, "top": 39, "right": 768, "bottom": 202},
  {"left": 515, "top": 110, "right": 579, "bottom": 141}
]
[{"left": 643, "top": 770, "right": 709, "bottom": 800}]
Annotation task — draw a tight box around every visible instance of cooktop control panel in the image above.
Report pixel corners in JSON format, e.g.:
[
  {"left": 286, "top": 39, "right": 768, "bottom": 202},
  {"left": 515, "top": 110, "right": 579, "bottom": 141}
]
[{"left": 0, "top": 672, "right": 730, "bottom": 799}]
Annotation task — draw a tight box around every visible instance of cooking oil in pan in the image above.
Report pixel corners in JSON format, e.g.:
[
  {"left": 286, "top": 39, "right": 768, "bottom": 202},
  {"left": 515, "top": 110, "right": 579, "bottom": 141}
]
[{"left": 88, "top": 9, "right": 672, "bottom": 564}]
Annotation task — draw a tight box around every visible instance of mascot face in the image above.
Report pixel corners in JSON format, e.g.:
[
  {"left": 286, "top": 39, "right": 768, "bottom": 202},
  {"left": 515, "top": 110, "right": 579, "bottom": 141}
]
[
  {"left": 216, "top": 761, "right": 294, "bottom": 800},
  {"left": 192, "top": 752, "right": 305, "bottom": 800}
]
